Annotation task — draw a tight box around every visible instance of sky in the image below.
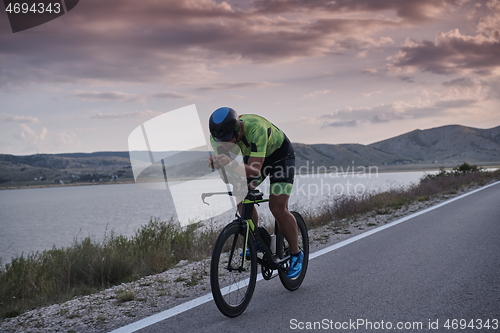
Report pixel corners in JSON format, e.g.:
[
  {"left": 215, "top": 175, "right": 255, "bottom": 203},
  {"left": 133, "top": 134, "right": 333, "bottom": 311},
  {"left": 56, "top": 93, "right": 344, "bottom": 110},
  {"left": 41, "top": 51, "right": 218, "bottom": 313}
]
[{"left": 1, "top": 0, "right": 500, "bottom": 155}]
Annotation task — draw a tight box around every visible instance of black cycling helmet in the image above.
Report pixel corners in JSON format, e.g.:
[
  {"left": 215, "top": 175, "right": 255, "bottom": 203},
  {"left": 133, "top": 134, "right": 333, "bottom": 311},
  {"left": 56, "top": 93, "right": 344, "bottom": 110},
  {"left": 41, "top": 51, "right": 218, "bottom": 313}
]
[{"left": 209, "top": 107, "right": 241, "bottom": 142}]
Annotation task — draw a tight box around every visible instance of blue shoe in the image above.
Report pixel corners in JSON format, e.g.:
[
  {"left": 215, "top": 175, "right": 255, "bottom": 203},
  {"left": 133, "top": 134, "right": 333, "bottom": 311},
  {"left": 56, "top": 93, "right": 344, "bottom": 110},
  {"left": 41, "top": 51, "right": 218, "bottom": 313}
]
[
  {"left": 287, "top": 251, "right": 304, "bottom": 278},
  {"left": 240, "top": 240, "right": 260, "bottom": 258}
]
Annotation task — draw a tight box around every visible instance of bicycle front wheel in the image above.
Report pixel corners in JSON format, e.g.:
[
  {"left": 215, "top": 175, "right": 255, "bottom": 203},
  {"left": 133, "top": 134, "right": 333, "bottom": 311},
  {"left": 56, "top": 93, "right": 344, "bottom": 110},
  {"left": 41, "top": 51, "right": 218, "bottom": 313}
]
[
  {"left": 210, "top": 221, "right": 257, "bottom": 317},
  {"left": 276, "top": 211, "right": 309, "bottom": 291}
]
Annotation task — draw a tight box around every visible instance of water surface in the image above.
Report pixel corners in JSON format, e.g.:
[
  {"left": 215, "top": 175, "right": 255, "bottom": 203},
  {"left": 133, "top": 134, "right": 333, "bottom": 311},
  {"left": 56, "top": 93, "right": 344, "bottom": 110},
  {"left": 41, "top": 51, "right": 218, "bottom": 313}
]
[{"left": 0, "top": 170, "right": 434, "bottom": 262}]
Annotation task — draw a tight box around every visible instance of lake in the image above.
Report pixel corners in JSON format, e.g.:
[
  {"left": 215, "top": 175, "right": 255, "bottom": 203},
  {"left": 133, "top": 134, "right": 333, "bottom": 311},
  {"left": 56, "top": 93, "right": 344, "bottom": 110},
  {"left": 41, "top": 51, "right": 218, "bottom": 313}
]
[{"left": 0, "top": 170, "right": 435, "bottom": 262}]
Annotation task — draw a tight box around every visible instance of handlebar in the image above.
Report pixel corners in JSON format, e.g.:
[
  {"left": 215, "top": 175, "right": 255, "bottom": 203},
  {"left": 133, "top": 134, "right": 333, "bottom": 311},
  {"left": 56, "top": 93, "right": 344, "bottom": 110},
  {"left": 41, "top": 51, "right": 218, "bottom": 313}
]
[
  {"left": 201, "top": 189, "right": 264, "bottom": 205},
  {"left": 201, "top": 191, "right": 233, "bottom": 205}
]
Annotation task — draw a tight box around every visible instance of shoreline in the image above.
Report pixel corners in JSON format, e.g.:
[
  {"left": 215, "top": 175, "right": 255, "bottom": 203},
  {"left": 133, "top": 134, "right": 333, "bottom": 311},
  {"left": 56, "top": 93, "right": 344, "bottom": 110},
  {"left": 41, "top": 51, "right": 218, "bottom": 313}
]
[
  {"left": 0, "top": 180, "right": 136, "bottom": 191},
  {"left": 2, "top": 163, "right": 498, "bottom": 191}
]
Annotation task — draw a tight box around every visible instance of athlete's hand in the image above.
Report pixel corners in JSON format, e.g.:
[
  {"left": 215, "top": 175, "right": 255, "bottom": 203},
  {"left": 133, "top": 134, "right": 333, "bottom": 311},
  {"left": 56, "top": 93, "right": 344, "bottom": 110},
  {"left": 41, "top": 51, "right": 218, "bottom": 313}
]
[
  {"left": 215, "top": 155, "right": 231, "bottom": 167},
  {"left": 207, "top": 156, "right": 216, "bottom": 169},
  {"left": 207, "top": 155, "right": 231, "bottom": 169}
]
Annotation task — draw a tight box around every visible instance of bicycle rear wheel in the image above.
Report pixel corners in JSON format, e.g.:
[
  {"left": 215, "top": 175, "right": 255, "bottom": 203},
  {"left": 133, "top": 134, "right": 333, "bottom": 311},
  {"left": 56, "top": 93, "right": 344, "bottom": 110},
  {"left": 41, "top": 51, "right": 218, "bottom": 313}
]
[
  {"left": 210, "top": 221, "right": 257, "bottom": 317},
  {"left": 276, "top": 211, "right": 309, "bottom": 291}
]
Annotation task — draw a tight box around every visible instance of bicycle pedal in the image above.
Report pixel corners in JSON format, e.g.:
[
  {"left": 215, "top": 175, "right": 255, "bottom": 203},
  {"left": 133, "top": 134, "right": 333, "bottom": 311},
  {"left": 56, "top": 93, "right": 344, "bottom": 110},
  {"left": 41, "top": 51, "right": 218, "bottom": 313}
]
[
  {"left": 262, "top": 270, "right": 278, "bottom": 280},
  {"left": 275, "top": 255, "right": 290, "bottom": 265}
]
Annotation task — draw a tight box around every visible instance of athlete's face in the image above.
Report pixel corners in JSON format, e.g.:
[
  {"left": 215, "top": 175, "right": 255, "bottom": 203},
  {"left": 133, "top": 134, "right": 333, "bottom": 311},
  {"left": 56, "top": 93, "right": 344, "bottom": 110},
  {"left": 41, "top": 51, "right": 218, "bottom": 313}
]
[
  {"left": 218, "top": 120, "right": 242, "bottom": 149},
  {"left": 219, "top": 137, "right": 237, "bottom": 150}
]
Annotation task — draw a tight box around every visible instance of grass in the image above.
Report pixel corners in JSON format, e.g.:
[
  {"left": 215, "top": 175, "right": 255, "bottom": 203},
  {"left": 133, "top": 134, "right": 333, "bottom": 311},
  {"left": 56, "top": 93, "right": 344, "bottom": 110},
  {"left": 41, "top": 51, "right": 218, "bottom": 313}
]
[
  {"left": 114, "top": 290, "right": 135, "bottom": 303},
  {"left": 0, "top": 219, "right": 218, "bottom": 319},
  {"left": 301, "top": 163, "right": 500, "bottom": 229},
  {"left": 1, "top": 164, "right": 499, "bottom": 319}
]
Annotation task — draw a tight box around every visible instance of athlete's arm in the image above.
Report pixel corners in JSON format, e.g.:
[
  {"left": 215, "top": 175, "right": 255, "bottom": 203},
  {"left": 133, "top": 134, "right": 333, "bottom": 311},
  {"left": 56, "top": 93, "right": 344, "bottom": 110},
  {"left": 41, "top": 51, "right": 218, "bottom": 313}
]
[
  {"left": 245, "top": 156, "right": 264, "bottom": 177},
  {"left": 244, "top": 156, "right": 263, "bottom": 190}
]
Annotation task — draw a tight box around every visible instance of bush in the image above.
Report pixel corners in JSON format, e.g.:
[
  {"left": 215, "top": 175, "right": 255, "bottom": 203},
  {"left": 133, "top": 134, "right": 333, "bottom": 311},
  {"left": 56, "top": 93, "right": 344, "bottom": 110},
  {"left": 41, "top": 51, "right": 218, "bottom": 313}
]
[
  {"left": 0, "top": 218, "right": 218, "bottom": 318},
  {"left": 453, "top": 162, "right": 481, "bottom": 174},
  {"left": 304, "top": 166, "right": 500, "bottom": 230}
]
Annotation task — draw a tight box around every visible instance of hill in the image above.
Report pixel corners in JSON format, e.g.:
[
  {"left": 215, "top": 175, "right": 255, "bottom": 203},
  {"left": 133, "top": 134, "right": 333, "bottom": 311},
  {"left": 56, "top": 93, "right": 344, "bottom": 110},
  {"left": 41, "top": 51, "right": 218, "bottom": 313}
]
[
  {"left": 0, "top": 153, "right": 133, "bottom": 187},
  {"left": 293, "top": 143, "right": 404, "bottom": 169},
  {"left": 1, "top": 124, "right": 499, "bottom": 188},
  {"left": 369, "top": 125, "right": 500, "bottom": 163}
]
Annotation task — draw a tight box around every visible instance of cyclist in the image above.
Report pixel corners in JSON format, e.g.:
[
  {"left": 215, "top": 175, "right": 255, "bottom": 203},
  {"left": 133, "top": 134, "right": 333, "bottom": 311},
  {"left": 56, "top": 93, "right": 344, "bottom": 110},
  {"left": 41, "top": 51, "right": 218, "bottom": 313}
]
[{"left": 207, "top": 107, "right": 303, "bottom": 278}]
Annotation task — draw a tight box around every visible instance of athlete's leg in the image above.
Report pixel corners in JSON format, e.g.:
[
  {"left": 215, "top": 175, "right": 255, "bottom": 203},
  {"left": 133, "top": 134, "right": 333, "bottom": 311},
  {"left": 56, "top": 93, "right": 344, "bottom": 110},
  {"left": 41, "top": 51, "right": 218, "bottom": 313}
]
[{"left": 269, "top": 193, "right": 299, "bottom": 254}]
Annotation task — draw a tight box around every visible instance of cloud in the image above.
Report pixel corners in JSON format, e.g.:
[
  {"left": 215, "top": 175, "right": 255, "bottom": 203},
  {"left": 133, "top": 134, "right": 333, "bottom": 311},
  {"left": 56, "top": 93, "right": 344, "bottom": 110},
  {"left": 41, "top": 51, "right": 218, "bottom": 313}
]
[
  {"left": 19, "top": 124, "right": 47, "bottom": 144},
  {"left": 223, "top": 95, "right": 248, "bottom": 100},
  {"left": 319, "top": 94, "right": 482, "bottom": 127},
  {"left": 334, "top": 36, "right": 395, "bottom": 51},
  {"left": 150, "top": 91, "right": 198, "bottom": 100},
  {"left": 196, "top": 81, "right": 277, "bottom": 92},
  {"left": 89, "top": 110, "right": 162, "bottom": 120},
  {"left": 363, "top": 68, "right": 379, "bottom": 75},
  {"left": 387, "top": 1, "right": 500, "bottom": 79},
  {"left": 321, "top": 104, "right": 409, "bottom": 124},
  {"left": 49, "top": 131, "right": 81, "bottom": 152},
  {"left": 433, "top": 99, "right": 477, "bottom": 108},
  {"left": 0, "top": 0, "right": 438, "bottom": 89},
  {"left": 322, "top": 120, "right": 358, "bottom": 128},
  {"left": 74, "top": 90, "right": 198, "bottom": 101},
  {"left": 476, "top": 0, "right": 500, "bottom": 35},
  {"left": 252, "top": 0, "right": 462, "bottom": 22},
  {"left": 0, "top": 113, "right": 40, "bottom": 123},
  {"left": 442, "top": 77, "right": 476, "bottom": 87},
  {"left": 389, "top": 28, "right": 500, "bottom": 76},
  {"left": 302, "top": 90, "right": 331, "bottom": 99},
  {"left": 399, "top": 76, "right": 415, "bottom": 83},
  {"left": 73, "top": 91, "right": 141, "bottom": 102},
  {"left": 72, "top": 89, "right": 199, "bottom": 103},
  {"left": 486, "top": 78, "right": 500, "bottom": 99},
  {"left": 362, "top": 91, "right": 382, "bottom": 98}
]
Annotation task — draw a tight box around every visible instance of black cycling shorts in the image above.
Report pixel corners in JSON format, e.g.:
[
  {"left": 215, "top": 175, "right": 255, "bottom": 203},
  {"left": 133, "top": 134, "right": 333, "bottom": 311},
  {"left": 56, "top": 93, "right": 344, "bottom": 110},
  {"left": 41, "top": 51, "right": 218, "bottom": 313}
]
[{"left": 244, "top": 136, "right": 295, "bottom": 195}]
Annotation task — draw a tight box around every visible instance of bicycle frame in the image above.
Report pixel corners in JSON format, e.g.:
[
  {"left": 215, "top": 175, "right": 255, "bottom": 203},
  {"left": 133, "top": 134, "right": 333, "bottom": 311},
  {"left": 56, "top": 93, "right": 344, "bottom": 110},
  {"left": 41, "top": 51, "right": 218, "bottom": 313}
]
[
  {"left": 202, "top": 190, "right": 290, "bottom": 273},
  {"left": 209, "top": 188, "right": 309, "bottom": 317},
  {"left": 237, "top": 191, "right": 290, "bottom": 273}
]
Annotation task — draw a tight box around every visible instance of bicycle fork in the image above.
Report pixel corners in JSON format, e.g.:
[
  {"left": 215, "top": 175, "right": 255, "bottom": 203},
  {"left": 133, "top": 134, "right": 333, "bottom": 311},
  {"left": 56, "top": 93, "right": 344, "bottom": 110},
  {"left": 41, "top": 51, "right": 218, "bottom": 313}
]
[{"left": 222, "top": 218, "right": 251, "bottom": 273}]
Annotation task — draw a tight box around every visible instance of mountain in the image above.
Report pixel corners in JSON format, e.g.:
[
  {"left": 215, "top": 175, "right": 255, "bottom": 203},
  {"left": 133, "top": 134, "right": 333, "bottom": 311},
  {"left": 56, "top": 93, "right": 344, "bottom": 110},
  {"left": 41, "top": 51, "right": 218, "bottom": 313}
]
[
  {"left": 0, "top": 151, "right": 131, "bottom": 169},
  {"left": 0, "top": 153, "right": 134, "bottom": 186},
  {"left": 1, "top": 124, "right": 499, "bottom": 187},
  {"left": 293, "top": 143, "right": 403, "bottom": 168},
  {"left": 369, "top": 125, "right": 500, "bottom": 163}
]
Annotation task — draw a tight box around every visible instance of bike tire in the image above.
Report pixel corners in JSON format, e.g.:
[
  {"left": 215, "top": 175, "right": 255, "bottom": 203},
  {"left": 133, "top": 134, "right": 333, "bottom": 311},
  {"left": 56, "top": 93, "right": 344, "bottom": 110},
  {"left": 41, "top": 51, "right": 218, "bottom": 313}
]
[
  {"left": 210, "top": 221, "right": 257, "bottom": 317},
  {"left": 276, "top": 211, "right": 309, "bottom": 291}
]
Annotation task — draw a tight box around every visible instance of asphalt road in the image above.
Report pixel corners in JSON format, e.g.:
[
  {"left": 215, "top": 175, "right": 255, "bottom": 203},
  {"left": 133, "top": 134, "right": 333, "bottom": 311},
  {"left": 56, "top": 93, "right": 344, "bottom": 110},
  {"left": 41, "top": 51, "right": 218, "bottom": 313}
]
[{"left": 132, "top": 183, "right": 500, "bottom": 333}]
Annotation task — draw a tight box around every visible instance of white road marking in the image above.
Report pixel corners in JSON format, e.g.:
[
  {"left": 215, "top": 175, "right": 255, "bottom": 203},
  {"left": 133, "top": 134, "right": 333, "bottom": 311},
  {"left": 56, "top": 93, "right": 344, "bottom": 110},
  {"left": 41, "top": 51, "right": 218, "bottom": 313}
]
[{"left": 109, "top": 181, "right": 500, "bottom": 333}]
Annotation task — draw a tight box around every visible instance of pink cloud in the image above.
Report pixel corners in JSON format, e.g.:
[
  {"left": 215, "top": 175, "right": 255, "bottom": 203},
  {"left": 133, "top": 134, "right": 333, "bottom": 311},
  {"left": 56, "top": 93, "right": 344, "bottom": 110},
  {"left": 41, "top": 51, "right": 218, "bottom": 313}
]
[{"left": 390, "top": 29, "right": 500, "bottom": 75}]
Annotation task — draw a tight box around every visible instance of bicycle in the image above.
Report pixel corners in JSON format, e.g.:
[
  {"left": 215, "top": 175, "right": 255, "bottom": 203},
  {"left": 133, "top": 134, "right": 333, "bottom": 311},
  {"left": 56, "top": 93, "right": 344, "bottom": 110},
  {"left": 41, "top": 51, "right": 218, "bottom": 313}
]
[{"left": 202, "top": 189, "right": 309, "bottom": 317}]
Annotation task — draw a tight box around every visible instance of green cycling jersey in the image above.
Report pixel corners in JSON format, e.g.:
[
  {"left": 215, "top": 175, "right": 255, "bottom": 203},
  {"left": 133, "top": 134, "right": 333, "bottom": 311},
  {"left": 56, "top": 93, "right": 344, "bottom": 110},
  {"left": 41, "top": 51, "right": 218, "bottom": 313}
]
[{"left": 210, "top": 114, "right": 285, "bottom": 158}]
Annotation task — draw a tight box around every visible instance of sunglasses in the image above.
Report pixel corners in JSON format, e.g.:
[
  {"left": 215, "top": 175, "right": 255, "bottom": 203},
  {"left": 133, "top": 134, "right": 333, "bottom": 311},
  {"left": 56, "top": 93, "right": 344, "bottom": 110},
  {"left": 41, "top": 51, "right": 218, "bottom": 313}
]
[{"left": 214, "top": 132, "right": 235, "bottom": 142}]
